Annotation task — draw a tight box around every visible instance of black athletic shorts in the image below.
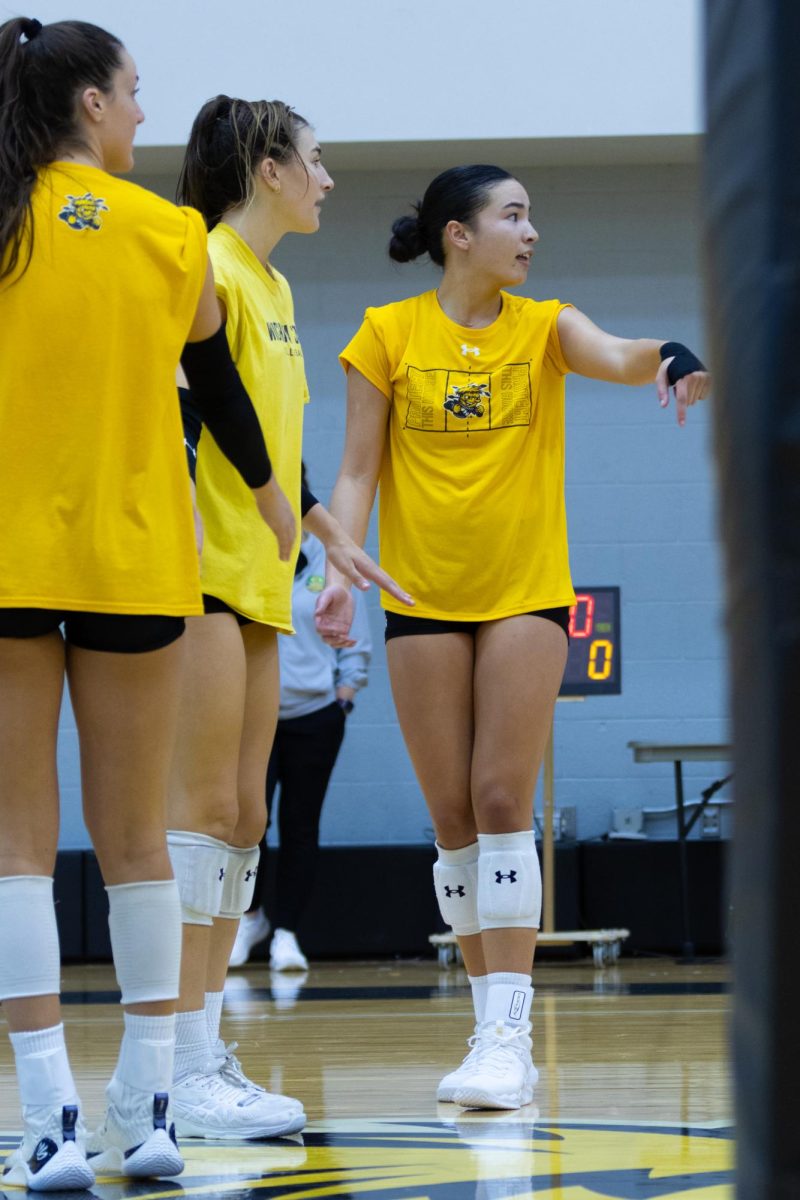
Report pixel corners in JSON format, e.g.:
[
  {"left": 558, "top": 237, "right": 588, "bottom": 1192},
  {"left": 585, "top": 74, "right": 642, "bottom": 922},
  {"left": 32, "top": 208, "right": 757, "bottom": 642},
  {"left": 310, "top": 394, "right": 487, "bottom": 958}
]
[
  {"left": 202, "top": 594, "right": 253, "bottom": 626},
  {"left": 0, "top": 608, "right": 185, "bottom": 653},
  {"left": 384, "top": 606, "right": 571, "bottom": 643}
]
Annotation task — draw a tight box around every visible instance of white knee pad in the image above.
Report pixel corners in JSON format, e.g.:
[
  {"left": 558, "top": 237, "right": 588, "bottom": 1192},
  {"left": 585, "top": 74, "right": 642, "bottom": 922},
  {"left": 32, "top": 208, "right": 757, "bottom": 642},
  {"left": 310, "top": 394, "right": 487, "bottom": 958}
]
[
  {"left": 107, "top": 879, "right": 182, "bottom": 1005},
  {"left": 477, "top": 831, "right": 541, "bottom": 930},
  {"left": 167, "top": 830, "right": 228, "bottom": 926},
  {"left": 433, "top": 842, "right": 480, "bottom": 936},
  {"left": 219, "top": 844, "right": 260, "bottom": 919},
  {"left": 0, "top": 876, "right": 60, "bottom": 1000}
]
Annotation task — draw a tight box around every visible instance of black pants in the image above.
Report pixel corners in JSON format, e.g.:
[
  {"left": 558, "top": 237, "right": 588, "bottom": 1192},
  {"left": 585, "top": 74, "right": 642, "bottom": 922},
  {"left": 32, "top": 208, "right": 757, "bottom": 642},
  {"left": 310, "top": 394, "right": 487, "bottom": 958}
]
[{"left": 252, "top": 700, "right": 346, "bottom": 931}]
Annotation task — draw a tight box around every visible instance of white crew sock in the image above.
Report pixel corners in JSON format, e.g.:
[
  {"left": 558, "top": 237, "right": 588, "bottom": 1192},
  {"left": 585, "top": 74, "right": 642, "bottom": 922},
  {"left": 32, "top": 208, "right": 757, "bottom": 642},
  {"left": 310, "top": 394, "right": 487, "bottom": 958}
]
[
  {"left": 468, "top": 974, "right": 489, "bottom": 1023},
  {"left": 9, "top": 1023, "right": 79, "bottom": 1116},
  {"left": 174, "top": 1009, "right": 213, "bottom": 1081},
  {"left": 483, "top": 972, "right": 534, "bottom": 1028},
  {"left": 111, "top": 1012, "right": 175, "bottom": 1096},
  {"left": 205, "top": 990, "right": 224, "bottom": 1048}
]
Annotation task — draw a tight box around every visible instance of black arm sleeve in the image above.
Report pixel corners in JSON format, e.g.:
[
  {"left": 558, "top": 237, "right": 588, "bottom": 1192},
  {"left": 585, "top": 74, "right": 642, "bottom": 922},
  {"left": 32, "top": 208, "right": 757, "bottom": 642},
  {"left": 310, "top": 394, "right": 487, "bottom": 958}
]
[
  {"left": 179, "top": 387, "right": 202, "bottom": 482},
  {"left": 300, "top": 483, "right": 319, "bottom": 517},
  {"left": 180, "top": 324, "right": 271, "bottom": 488}
]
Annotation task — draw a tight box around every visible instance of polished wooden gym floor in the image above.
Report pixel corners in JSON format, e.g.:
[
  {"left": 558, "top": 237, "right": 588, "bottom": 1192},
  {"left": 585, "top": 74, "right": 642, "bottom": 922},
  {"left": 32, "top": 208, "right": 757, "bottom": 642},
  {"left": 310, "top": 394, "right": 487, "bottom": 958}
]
[{"left": 0, "top": 957, "right": 732, "bottom": 1198}]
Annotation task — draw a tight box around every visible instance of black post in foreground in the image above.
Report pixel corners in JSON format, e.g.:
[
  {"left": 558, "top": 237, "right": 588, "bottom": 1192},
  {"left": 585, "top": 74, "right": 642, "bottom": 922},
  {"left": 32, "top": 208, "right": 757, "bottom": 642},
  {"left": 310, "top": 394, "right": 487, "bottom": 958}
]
[{"left": 704, "top": 1, "right": 800, "bottom": 1195}]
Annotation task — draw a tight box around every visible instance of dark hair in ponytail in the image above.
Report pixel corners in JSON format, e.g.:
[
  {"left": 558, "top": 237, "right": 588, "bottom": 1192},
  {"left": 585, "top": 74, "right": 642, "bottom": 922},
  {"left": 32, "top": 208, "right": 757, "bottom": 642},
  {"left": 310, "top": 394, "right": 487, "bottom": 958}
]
[
  {"left": 389, "top": 164, "right": 515, "bottom": 268},
  {"left": 177, "top": 96, "right": 309, "bottom": 230},
  {"left": 0, "top": 17, "right": 124, "bottom": 282}
]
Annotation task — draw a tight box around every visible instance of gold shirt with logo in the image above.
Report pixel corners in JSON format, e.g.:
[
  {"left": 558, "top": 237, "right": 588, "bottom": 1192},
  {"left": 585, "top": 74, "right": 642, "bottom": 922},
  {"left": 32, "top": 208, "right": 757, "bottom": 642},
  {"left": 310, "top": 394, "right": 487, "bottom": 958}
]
[
  {"left": 340, "top": 290, "right": 577, "bottom": 620},
  {"left": 0, "top": 163, "right": 207, "bottom": 614}
]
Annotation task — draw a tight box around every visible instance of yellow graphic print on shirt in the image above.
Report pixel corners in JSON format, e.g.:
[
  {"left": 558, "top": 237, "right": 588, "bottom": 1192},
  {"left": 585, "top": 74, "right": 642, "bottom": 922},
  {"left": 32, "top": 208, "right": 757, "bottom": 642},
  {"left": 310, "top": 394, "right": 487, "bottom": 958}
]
[
  {"left": 58, "top": 192, "right": 109, "bottom": 231},
  {"left": 405, "top": 362, "right": 532, "bottom": 431}
]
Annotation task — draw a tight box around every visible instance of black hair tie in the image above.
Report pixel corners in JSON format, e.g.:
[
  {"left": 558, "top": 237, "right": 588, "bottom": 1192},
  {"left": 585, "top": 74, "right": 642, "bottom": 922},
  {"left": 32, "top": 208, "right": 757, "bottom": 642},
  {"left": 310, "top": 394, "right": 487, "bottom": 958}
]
[{"left": 21, "top": 17, "right": 42, "bottom": 40}]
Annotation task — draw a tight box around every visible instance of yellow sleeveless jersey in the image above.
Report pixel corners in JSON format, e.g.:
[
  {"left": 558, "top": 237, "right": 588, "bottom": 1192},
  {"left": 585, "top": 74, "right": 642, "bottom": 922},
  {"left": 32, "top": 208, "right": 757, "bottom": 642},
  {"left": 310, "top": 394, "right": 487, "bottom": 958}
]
[
  {"left": 340, "top": 290, "right": 577, "bottom": 620},
  {"left": 0, "top": 163, "right": 207, "bottom": 614},
  {"left": 196, "top": 223, "right": 307, "bottom": 630}
]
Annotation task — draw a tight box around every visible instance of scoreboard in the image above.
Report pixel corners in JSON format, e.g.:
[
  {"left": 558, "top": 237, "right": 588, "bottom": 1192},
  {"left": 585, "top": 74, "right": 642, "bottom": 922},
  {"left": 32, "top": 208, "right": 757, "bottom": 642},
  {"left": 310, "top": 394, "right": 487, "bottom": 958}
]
[{"left": 559, "top": 586, "right": 621, "bottom": 697}]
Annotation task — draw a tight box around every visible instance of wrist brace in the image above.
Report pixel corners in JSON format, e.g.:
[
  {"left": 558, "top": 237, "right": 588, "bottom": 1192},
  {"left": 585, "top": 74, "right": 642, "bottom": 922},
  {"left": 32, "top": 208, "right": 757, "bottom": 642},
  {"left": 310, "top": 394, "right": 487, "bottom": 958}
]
[{"left": 659, "top": 341, "right": 706, "bottom": 386}]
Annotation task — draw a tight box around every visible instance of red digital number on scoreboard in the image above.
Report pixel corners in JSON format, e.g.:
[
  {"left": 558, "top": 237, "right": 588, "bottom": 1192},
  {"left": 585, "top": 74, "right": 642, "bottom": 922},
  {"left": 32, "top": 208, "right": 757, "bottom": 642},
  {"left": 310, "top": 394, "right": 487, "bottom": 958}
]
[{"left": 568, "top": 593, "right": 595, "bottom": 639}]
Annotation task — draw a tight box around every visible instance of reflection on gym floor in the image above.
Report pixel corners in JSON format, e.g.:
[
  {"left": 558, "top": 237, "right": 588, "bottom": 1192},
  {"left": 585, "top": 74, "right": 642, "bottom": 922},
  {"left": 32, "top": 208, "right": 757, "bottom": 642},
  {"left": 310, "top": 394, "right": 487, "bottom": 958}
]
[{"left": 0, "top": 959, "right": 733, "bottom": 1199}]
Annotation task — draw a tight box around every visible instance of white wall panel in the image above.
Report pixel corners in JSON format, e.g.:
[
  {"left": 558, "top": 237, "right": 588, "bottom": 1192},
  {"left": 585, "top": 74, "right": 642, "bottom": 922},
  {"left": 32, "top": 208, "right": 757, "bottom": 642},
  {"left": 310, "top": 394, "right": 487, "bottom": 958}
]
[{"left": 9, "top": 0, "right": 702, "bottom": 150}]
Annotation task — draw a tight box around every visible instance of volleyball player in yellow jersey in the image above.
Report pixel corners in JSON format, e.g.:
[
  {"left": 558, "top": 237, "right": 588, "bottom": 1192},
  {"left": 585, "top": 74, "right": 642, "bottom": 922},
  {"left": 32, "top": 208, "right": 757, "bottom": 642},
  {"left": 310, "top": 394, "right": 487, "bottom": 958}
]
[
  {"left": 165, "top": 96, "right": 411, "bottom": 1140},
  {"left": 325, "top": 165, "right": 710, "bottom": 1111},
  {"left": 0, "top": 18, "right": 297, "bottom": 1190}
]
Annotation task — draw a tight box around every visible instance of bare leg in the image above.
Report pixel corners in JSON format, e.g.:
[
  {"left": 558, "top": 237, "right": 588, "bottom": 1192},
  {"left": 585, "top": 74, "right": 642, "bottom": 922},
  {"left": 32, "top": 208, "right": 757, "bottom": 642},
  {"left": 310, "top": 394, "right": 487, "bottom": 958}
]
[
  {"left": 167, "top": 618, "right": 304, "bottom": 1133},
  {"left": 0, "top": 633, "right": 64, "bottom": 1033},
  {"left": 386, "top": 632, "right": 485, "bottom": 975},
  {"left": 208, "top": 622, "right": 279, "bottom": 991},
  {"left": 167, "top": 613, "right": 246, "bottom": 1012},
  {"left": 69, "top": 636, "right": 187, "bottom": 1017},
  {"left": 472, "top": 615, "right": 568, "bottom": 974}
]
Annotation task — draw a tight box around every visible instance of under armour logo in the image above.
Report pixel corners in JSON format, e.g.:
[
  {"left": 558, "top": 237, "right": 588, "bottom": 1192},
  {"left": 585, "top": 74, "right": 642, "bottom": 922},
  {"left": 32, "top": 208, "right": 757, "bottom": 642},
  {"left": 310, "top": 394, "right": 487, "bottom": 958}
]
[
  {"left": 460, "top": 342, "right": 480, "bottom": 357},
  {"left": 495, "top": 870, "right": 518, "bottom": 883},
  {"left": 244, "top": 870, "right": 255, "bottom": 881},
  {"left": 218, "top": 868, "right": 225, "bottom": 881},
  {"left": 444, "top": 885, "right": 466, "bottom": 897}
]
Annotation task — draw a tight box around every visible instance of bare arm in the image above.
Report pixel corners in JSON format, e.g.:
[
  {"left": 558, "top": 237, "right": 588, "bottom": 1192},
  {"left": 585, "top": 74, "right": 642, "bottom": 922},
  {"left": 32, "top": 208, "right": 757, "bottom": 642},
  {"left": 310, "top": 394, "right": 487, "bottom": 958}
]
[
  {"left": 325, "top": 367, "right": 392, "bottom": 588},
  {"left": 187, "top": 258, "right": 223, "bottom": 341},
  {"left": 303, "top": 500, "right": 412, "bottom": 604},
  {"left": 557, "top": 306, "right": 710, "bottom": 427},
  {"left": 313, "top": 367, "right": 412, "bottom": 645}
]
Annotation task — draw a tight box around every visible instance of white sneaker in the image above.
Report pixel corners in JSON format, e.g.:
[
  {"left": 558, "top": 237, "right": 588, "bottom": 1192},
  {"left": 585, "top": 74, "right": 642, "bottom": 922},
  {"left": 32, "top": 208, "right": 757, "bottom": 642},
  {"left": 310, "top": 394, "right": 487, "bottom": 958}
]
[
  {"left": 2, "top": 1104, "right": 95, "bottom": 1192},
  {"left": 269, "top": 928, "right": 308, "bottom": 972},
  {"left": 451, "top": 1020, "right": 539, "bottom": 1110},
  {"left": 213, "top": 1038, "right": 305, "bottom": 1125},
  {"left": 87, "top": 1082, "right": 183, "bottom": 1179},
  {"left": 229, "top": 909, "right": 270, "bottom": 968},
  {"left": 437, "top": 1024, "right": 483, "bottom": 1102},
  {"left": 172, "top": 1057, "right": 305, "bottom": 1140}
]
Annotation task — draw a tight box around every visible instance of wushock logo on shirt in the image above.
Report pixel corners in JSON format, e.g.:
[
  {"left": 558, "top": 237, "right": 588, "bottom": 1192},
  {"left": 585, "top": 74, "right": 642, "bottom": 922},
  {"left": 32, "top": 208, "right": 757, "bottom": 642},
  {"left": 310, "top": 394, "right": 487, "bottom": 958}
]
[
  {"left": 444, "top": 381, "right": 491, "bottom": 419},
  {"left": 266, "top": 320, "right": 304, "bottom": 358},
  {"left": 404, "top": 363, "right": 533, "bottom": 434},
  {"left": 58, "top": 193, "right": 109, "bottom": 231}
]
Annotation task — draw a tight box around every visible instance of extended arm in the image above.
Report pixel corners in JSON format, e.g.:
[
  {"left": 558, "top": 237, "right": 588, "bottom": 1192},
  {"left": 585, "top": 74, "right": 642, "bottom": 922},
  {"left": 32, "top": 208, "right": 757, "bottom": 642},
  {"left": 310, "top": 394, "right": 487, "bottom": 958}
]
[{"left": 557, "top": 306, "right": 709, "bottom": 427}]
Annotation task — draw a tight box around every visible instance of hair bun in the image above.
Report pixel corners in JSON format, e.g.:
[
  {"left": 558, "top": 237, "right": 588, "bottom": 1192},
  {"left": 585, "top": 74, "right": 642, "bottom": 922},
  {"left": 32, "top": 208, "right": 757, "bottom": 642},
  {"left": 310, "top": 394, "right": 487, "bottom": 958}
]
[
  {"left": 388, "top": 211, "right": 427, "bottom": 263},
  {"left": 20, "top": 17, "right": 42, "bottom": 40}
]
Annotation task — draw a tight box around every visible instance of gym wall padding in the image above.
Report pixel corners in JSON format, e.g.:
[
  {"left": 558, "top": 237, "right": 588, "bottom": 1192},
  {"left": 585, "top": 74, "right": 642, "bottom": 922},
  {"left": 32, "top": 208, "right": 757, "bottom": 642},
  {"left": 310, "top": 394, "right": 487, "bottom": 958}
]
[{"left": 53, "top": 842, "right": 729, "bottom": 964}]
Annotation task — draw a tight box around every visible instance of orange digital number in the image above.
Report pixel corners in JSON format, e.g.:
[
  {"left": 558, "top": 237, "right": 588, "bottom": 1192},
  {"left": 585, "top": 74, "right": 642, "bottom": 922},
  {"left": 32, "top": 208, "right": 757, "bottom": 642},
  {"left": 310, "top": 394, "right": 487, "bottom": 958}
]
[{"left": 588, "top": 639, "right": 613, "bottom": 681}]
